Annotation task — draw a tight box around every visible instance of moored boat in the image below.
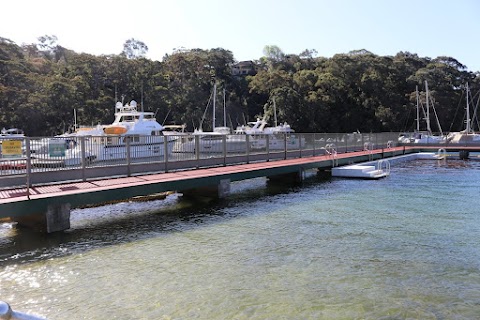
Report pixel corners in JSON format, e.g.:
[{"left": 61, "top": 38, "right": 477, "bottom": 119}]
[
  {"left": 446, "top": 83, "right": 480, "bottom": 144},
  {"left": 31, "top": 99, "right": 173, "bottom": 164},
  {"left": 398, "top": 82, "right": 447, "bottom": 145},
  {"left": 0, "top": 128, "right": 25, "bottom": 137},
  {"left": 78, "top": 99, "right": 172, "bottom": 161}
]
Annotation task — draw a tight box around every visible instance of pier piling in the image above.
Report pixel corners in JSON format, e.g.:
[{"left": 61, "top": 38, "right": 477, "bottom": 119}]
[{"left": 14, "top": 203, "right": 71, "bottom": 233}]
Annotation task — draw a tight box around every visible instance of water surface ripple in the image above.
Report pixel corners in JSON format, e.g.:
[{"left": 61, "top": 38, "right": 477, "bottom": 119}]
[{"left": 1, "top": 159, "right": 480, "bottom": 319}]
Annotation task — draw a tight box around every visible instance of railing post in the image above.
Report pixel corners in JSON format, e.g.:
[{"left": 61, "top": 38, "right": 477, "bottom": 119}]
[
  {"left": 265, "top": 135, "right": 269, "bottom": 161},
  {"left": 126, "top": 136, "right": 131, "bottom": 176},
  {"left": 25, "top": 137, "right": 31, "bottom": 199},
  {"left": 223, "top": 135, "right": 227, "bottom": 166},
  {"left": 299, "top": 134, "right": 302, "bottom": 158},
  {"left": 246, "top": 135, "right": 250, "bottom": 164},
  {"left": 163, "top": 135, "right": 168, "bottom": 173},
  {"left": 80, "top": 137, "right": 86, "bottom": 181},
  {"left": 284, "top": 133, "right": 287, "bottom": 160},
  {"left": 312, "top": 133, "right": 316, "bottom": 156},
  {"left": 195, "top": 135, "right": 200, "bottom": 168}
]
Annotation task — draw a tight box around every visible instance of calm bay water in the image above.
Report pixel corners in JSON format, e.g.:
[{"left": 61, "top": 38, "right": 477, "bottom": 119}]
[{"left": 1, "top": 158, "right": 480, "bottom": 319}]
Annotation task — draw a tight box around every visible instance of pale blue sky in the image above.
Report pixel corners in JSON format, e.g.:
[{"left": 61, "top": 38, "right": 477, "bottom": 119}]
[{"left": 3, "top": 0, "right": 479, "bottom": 71}]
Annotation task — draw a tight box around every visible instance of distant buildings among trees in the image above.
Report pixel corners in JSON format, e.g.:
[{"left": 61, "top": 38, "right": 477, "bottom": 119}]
[{"left": 232, "top": 61, "right": 257, "bottom": 76}]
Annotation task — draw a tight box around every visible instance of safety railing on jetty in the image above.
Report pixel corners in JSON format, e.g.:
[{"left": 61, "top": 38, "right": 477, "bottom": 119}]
[{"left": 0, "top": 132, "right": 400, "bottom": 189}]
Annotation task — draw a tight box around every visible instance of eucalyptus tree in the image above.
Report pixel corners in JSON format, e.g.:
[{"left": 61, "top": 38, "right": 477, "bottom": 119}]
[
  {"left": 0, "top": 38, "right": 36, "bottom": 132},
  {"left": 411, "top": 56, "right": 471, "bottom": 133},
  {"left": 161, "top": 48, "right": 237, "bottom": 130},
  {"left": 122, "top": 38, "right": 149, "bottom": 59},
  {"left": 36, "top": 35, "right": 58, "bottom": 56},
  {"left": 262, "top": 45, "right": 285, "bottom": 63}
]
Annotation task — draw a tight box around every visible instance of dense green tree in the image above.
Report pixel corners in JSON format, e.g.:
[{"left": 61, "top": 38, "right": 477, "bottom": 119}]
[
  {"left": 262, "top": 45, "right": 284, "bottom": 63},
  {"left": 122, "top": 38, "right": 149, "bottom": 60},
  {"left": 0, "top": 38, "right": 479, "bottom": 136},
  {"left": 162, "top": 48, "right": 238, "bottom": 130}
]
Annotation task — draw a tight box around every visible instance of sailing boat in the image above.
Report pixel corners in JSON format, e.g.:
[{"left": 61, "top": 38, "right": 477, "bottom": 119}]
[
  {"left": 172, "top": 83, "right": 247, "bottom": 153},
  {"left": 447, "top": 83, "right": 480, "bottom": 144},
  {"left": 253, "top": 97, "right": 305, "bottom": 150},
  {"left": 399, "top": 81, "right": 446, "bottom": 144}
]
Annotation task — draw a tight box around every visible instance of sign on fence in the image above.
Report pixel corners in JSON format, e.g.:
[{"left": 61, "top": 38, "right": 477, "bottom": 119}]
[
  {"left": 1, "top": 140, "right": 23, "bottom": 157},
  {"left": 49, "top": 140, "right": 66, "bottom": 157}
]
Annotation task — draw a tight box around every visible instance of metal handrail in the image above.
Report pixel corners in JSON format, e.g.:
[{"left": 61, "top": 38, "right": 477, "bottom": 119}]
[
  {"left": 376, "top": 159, "right": 391, "bottom": 175},
  {"left": 0, "top": 132, "right": 402, "bottom": 189},
  {"left": 436, "top": 148, "right": 447, "bottom": 159}
]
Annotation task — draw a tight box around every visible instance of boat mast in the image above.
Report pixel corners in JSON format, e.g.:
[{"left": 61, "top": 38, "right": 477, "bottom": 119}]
[
  {"left": 466, "top": 82, "right": 471, "bottom": 133},
  {"left": 415, "top": 85, "right": 420, "bottom": 132},
  {"left": 73, "top": 108, "right": 77, "bottom": 131},
  {"left": 141, "top": 83, "right": 144, "bottom": 113},
  {"left": 223, "top": 88, "right": 226, "bottom": 128},
  {"left": 470, "top": 85, "right": 480, "bottom": 132},
  {"left": 273, "top": 97, "right": 278, "bottom": 127},
  {"left": 212, "top": 82, "right": 216, "bottom": 130},
  {"left": 425, "top": 81, "right": 431, "bottom": 133},
  {"left": 115, "top": 84, "right": 118, "bottom": 114}
]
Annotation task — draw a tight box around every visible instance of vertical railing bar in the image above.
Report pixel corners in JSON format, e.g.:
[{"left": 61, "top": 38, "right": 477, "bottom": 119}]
[{"left": 25, "top": 137, "right": 31, "bottom": 199}]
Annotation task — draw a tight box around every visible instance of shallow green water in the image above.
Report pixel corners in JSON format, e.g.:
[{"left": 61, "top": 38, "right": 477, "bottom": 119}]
[{"left": 1, "top": 159, "right": 480, "bottom": 319}]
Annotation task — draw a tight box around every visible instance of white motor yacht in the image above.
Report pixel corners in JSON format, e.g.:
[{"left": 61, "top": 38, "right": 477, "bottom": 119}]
[
  {"left": 77, "top": 100, "right": 172, "bottom": 161},
  {"left": 31, "top": 100, "right": 172, "bottom": 164}
]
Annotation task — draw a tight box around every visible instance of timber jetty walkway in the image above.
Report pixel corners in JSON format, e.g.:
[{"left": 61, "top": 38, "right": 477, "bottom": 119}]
[{"left": 0, "top": 132, "right": 478, "bottom": 233}]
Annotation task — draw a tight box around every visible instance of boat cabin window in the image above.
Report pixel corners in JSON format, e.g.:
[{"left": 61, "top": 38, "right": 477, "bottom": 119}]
[
  {"left": 120, "top": 115, "right": 135, "bottom": 122},
  {"left": 106, "top": 136, "right": 122, "bottom": 145},
  {"left": 91, "top": 137, "right": 105, "bottom": 144},
  {"left": 129, "top": 135, "right": 140, "bottom": 143}
]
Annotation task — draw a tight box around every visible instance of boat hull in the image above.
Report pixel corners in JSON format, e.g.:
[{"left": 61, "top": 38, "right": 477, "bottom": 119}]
[{"left": 88, "top": 140, "right": 174, "bottom": 161}]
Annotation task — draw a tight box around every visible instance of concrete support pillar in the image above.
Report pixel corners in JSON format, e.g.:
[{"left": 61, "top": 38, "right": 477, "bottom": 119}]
[
  {"left": 268, "top": 169, "right": 304, "bottom": 184},
  {"left": 459, "top": 150, "right": 470, "bottom": 160},
  {"left": 14, "top": 203, "right": 71, "bottom": 233},
  {"left": 316, "top": 169, "right": 332, "bottom": 180},
  {"left": 182, "top": 179, "right": 231, "bottom": 199},
  {"left": 217, "top": 179, "right": 231, "bottom": 198}
]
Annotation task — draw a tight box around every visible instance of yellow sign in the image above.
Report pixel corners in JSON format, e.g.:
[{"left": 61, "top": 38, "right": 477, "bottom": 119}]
[{"left": 1, "top": 140, "right": 23, "bottom": 157}]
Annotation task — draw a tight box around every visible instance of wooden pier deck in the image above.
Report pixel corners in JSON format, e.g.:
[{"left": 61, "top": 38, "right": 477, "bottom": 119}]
[{"left": 0, "top": 147, "right": 408, "bottom": 211}]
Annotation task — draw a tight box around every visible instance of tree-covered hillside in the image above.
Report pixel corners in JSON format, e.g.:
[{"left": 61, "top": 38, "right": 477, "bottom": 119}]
[{"left": 0, "top": 37, "right": 478, "bottom": 136}]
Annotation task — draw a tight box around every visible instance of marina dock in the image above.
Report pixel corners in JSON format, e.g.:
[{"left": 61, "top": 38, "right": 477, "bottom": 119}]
[{"left": 1, "top": 138, "right": 480, "bottom": 233}]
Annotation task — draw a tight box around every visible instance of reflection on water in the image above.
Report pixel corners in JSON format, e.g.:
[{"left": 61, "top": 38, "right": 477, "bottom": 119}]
[
  {"left": 1, "top": 159, "right": 480, "bottom": 319},
  {"left": 0, "top": 176, "right": 311, "bottom": 266}
]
